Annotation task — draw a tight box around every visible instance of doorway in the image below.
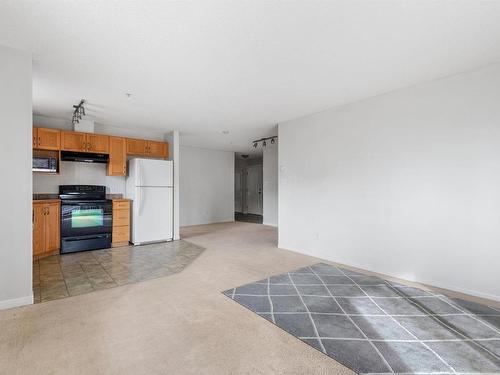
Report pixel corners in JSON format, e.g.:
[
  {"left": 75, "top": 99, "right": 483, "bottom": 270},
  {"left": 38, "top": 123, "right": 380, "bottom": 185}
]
[{"left": 234, "top": 154, "right": 263, "bottom": 224}]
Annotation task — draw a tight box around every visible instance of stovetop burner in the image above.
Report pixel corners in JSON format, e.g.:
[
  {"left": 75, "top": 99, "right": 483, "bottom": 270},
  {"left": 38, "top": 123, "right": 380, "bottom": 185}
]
[{"left": 59, "top": 185, "right": 107, "bottom": 201}]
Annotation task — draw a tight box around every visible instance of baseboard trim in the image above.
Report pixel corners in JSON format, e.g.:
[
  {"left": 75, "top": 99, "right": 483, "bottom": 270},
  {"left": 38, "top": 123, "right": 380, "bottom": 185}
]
[
  {"left": 0, "top": 294, "right": 33, "bottom": 310},
  {"left": 180, "top": 220, "right": 235, "bottom": 228},
  {"left": 278, "top": 244, "right": 500, "bottom": 304},
  {"left": 263, "top": 222, "right": 278, "bottom": 227}
]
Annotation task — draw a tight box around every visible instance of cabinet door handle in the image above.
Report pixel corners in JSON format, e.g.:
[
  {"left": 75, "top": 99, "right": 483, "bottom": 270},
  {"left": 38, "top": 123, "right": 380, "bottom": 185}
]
[
  {"left": 88, "top": 142, "right": 91, "bottom": 150},
  {"left": 82, "top": 141, "right": 86, "bottom": 149},
  {"left": 123, "top": 165, "right": 126, "bottom": 175},
  {"left": 33, "top": 137, "right": 36, "bottom": 146},
  {"left": 38, "top": 137, "right": 41, "bottom": 144}
]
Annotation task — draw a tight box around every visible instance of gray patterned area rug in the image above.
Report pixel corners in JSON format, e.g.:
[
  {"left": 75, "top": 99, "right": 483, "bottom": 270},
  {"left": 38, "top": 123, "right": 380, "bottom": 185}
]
[{"left": 223, "top": 263, "right": 500, "bottom": 374}]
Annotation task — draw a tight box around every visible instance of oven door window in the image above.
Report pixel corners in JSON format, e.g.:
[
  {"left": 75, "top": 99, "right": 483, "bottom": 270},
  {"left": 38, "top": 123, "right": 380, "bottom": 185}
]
[
  {"left": 61, "top": 203, "right": 112, "bottom": 238},
  {"left": 71, "top": 208, "right": 104, "bottom": 228}
]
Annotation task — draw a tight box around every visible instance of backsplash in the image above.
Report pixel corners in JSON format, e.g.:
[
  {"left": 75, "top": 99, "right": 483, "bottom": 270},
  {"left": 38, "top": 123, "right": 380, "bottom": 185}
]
[{"left": 33, "top": 161, "right": 126, "bottom": 194}]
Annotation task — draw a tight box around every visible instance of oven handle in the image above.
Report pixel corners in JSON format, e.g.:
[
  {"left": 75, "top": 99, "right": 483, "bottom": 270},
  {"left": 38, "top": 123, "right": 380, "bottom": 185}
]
[
  {"left": 64, "top": 235, "right": 110, "bottom": 242},
  {"left": 61, "top": 201, "right": 111, "bottom": 206}
]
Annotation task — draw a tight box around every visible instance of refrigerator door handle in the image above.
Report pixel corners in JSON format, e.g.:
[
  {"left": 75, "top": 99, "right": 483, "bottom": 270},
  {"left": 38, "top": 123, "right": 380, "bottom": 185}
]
[
  {"left": 139, "top": 160, "right": 143, "bottom": 187},
  {"left": 139, "top": 187, "right": 144, "bottom": 214},
  {"left": 136, "top": 187, "right": 141, "bottom": 215}
]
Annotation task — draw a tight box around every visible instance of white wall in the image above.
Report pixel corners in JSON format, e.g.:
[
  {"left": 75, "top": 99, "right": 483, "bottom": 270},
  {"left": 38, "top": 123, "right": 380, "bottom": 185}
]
[
  {"left": 180, "top": 146, "right": 234, "bottom": 226},
  {"left": 0, "top": 45, "right": 33, "bottom": 309},
  {"left": 279, "top": 63, "right": 500, "bottom": 301},
  {"left": 166, "top": 130, "right": 180, "bottom": 240},
  {"left": 263, "top": 143, "right": 278, "bottom": 226},
  {"left": 33, "top": 162, "right": 126, "bottom": 194}
]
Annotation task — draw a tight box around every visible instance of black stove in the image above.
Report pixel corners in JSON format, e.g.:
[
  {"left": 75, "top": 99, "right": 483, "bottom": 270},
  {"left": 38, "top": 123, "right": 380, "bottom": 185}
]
[{"left": 59, "top": 185, "right": 112, "bottom": 254}]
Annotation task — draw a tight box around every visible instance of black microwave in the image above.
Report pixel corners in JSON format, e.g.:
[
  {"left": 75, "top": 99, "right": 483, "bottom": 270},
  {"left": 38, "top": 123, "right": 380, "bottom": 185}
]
[{"left": 33, "top": 156, "right": 57, "bottom": 172}]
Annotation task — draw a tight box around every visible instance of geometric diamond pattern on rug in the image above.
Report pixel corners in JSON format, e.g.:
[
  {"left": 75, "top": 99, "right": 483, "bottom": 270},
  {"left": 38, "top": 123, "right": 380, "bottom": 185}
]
[{"left": 222, "top": 263, "right": 500, "bottom": 374}]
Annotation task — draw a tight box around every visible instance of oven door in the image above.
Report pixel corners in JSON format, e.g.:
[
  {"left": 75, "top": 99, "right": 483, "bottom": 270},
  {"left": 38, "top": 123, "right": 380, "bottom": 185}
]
[{"left": 61, "top": 200, "right": 112, "bottom": 238}]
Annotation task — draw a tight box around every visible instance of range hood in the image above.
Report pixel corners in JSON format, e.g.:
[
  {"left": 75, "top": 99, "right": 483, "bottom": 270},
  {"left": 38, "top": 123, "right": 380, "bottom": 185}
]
[{"left": 61, "top": 151, "right": 109, "bottom": 163}]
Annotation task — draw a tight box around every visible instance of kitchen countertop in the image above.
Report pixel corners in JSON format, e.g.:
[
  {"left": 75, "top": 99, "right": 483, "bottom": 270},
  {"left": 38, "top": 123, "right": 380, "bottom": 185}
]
[
  {"left": 33, "top": 193, "right": 125, "bottom": 200},
  {"left": 33, "top": 194, "right": 59, "bottom": 200}
]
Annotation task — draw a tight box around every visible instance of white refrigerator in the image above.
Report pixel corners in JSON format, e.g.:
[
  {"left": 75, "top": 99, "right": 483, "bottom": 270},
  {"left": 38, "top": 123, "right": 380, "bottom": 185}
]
[{"left": 126, "top": 158, "right": 173, "bottom": 245}]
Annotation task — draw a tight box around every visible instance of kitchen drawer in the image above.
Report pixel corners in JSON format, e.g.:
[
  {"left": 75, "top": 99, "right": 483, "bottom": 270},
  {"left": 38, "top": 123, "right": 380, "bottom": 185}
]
[
  {"left": 113, "top": 209, "right": 130, "bottom": 227},
  {"left": 112, "top": 226, "right": 129, "bottom": 244},
  {"left": 113, "top": 200, "right": 130, "bottom": 210}
]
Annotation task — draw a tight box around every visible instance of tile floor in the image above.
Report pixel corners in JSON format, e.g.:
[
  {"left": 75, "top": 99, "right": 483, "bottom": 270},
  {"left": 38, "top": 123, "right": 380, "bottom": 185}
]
[
  {"left": 234, "top": 212, "right": 263, "bottom": 224},
  {"left": 34, "top": 240, "right": 205, "bottom": 303},
  {"left": 224, "top": 262, "right": 500, "bottom": 375}
]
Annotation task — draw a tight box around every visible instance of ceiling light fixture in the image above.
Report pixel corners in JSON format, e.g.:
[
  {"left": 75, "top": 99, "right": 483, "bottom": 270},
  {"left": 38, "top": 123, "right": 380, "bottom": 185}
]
[
  {"left": 251, "top": 136, "right": 277, "bottom": 149},
  {"left": 72, "top": 99, "right": 86, "bottom": 126}
]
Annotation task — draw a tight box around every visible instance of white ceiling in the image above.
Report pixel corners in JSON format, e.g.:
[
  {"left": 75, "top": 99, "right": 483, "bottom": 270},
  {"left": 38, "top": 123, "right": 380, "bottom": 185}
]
[{"left": 1, "top": 1, "right": 500, "bottom": 152}]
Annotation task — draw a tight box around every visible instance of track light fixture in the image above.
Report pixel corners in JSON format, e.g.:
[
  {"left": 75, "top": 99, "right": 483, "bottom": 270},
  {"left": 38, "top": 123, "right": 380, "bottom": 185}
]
[
  {"left": 251, "top": 136, "right": 277, "bottom": 148},
  {"left": 72, "top": 99, "right": 86, "bottom": 126}
]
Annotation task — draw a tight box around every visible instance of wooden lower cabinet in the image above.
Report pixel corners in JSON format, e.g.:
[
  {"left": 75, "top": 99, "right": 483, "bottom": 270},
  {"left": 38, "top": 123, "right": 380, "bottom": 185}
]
[
  {"left": 45, "top": 203, "right": 60, "bottom": 253},
  {"left": 112, "top": 199, "right": 130, "bottom": 247},
  {"left": 33, "top": 200, "right": 60, "bottom": 259},
  {"left": 32, "top": 204, "right": 46, "bottom": 257}
]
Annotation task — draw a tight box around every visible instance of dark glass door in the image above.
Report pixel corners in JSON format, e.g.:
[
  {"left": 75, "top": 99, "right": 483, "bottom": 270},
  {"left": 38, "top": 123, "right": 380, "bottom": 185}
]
[{"left": 61, "top": 201, "right": 112, "bottom": 238}]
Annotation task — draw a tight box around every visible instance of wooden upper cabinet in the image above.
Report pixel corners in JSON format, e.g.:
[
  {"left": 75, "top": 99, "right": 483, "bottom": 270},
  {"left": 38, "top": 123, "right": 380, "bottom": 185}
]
[
  {"left": 126, "top": 138, "right": 148, "bottom": 155},
  {"left": 126, "top": 138, "right": 168, "bottom": 158},
  {"left": 61, "top": 131, "right": 109, "bottom": 153},
  {"left": 148, "top": 140, "right": 168, "bottom": 158},
  {"left": 61, "top": 131, "right": 87, "bottom": 152},
  {"left": 33, "top": 127, "right": 60, "bottom": 150},
  {"left": 87, "top": 133, "right": 109, "bottom": 153},
  {"left": 108, "top": 137, "right": 126, "bottom": 176},
  {"left": 32, "top": 128, "right": 168, "bottom": 166}
]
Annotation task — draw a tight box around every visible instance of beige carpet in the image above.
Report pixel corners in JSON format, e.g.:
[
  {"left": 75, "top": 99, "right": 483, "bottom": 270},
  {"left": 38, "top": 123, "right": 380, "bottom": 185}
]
[
  {"left": 2, "top": 222, "right": 497, "bottom": 375},
  {"left": 0, "top": 223, "right": 354, "bottom": 375}
]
